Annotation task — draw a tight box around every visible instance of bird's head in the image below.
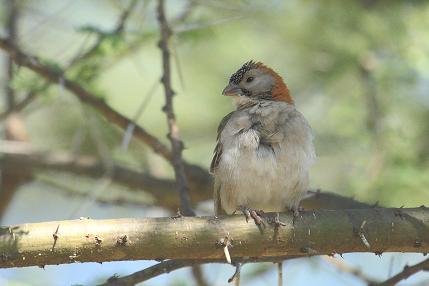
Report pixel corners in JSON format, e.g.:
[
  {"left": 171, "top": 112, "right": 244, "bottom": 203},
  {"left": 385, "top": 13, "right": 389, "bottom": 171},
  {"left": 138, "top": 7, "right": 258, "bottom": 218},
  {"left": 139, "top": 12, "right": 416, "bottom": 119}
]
[{"left": 222, "top": 61, "right": 293, "bottom": 105}]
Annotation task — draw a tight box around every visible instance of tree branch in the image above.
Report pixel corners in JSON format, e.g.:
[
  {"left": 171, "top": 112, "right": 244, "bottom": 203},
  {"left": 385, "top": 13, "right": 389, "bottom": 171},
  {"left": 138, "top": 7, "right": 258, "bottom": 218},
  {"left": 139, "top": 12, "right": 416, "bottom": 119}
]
[
  {"left": 4, "top": 0, "right": 18, "bottom": 111},
  {"left": 157, "top": 0, "right": 194, "bottom": 216},
  {"left": 372, "top": 257, "right": 429, "bottom": 286},
  {"left": 0, "top": 140, "right": 173, "bottom": 202},
  {"left": 100, "top": 256, "right": 295, "bottom": 286},
  {"left": 0, "top": 36, "right": 212, "bottom": 204},
  {"left": 0, "top": 141, "right": 377, "bottom": 212},
  {"left": 68, "top": 0, "right": 138, "bottom": 66},
  {"left": 1, "top": 208, "right": 428, "bottom": 269},
  {"left": 0, "top": 38, "right": 172, "bottom": 163}
]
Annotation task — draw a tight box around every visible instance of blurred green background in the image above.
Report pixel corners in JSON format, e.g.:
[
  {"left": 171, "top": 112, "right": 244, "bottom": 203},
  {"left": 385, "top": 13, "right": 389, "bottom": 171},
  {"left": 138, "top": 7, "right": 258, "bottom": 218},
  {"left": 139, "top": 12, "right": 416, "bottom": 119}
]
[{"left": 0, "top": 0, "right": 429, "bottom": 285}]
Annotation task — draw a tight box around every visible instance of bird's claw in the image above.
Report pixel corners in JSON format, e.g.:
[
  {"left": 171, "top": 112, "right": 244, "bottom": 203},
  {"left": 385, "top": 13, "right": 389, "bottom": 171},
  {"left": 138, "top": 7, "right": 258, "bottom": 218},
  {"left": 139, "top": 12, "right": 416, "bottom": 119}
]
[
  {"left": 273, "top": 212, "right": 286, "bottom": 227},
  {"left": 291, "top": 206, "right": 303, "bottom": 225},
  {"left": 237, "top": 206, "right": 266, "bottom": 226}
]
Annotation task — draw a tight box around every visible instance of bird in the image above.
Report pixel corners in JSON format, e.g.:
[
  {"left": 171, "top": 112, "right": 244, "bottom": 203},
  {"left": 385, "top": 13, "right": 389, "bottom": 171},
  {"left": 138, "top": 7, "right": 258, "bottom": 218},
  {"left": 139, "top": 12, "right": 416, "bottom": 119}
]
[{"left": 210, "top": 61, "right": 315, "bottom": 225}]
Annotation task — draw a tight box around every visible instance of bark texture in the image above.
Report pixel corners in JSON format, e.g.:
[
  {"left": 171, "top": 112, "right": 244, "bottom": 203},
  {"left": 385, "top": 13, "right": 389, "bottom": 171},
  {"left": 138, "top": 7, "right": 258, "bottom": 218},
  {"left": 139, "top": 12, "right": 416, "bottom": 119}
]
[{"left": 1, "top": 208, "right": 428, "bottom": 268}]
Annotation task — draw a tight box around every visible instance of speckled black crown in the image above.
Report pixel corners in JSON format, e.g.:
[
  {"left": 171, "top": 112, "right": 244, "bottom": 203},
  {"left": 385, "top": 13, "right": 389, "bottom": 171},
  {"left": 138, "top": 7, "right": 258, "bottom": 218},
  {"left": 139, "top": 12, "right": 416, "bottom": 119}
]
[{"left": 229, "top": 61, "right": 258, "bottom": 84}]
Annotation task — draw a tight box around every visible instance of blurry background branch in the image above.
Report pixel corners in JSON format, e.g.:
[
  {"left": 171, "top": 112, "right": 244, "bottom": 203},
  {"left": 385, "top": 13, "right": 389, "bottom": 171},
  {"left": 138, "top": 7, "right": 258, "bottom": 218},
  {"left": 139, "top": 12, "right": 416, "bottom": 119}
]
[
  {"left": 0, "top": 140, "right": 376, "bottom": 213},
  {"left": 157, "top": 0, "right": 194, "bottom": 216},
  {"left": 100, "top": 256, "right": 298, "bottom": 286},
  {"left": 0, "top": 35, "right": 213, "bottom": 198},
  {"left": 372, "top": 257, "right": 429, "bottom": 286}
]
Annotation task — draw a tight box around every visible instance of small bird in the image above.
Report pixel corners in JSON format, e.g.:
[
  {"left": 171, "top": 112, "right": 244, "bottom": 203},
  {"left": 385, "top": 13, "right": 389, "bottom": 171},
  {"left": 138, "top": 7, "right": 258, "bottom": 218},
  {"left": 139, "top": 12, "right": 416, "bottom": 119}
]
[{"left": 210, "top": 61, "right": 315, "bottom": 224}]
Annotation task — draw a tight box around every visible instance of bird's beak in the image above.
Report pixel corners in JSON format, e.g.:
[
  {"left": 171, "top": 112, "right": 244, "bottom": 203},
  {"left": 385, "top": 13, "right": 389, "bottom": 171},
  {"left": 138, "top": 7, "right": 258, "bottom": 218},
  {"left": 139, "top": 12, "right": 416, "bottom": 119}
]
[{"left": 222, "top": 83, "right": 242, "bottom": 96}]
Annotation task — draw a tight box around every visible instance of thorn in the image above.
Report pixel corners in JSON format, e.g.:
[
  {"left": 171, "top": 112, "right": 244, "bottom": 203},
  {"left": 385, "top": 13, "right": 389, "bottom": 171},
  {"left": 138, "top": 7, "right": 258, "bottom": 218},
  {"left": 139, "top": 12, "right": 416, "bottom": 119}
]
[
  {"left": 228, "top": 263, "right": 241, "bottom": 283},
  {"left": 415, "top": 240, "right": 422, "bottom": 248},
  {"left": 358, "top": 220, "right": 371, "bottom": 249},
  {"left": 94, "top": 236, "right": 102, "bottom": 246},
  {"left": 374, "top": 251, "right": 383, "bottom": 257},
  {"left": 394, "top": 209, "right": 405, "bottom": 219},
  {"left": 1, "top": 253, "right": 10, "bottom": 262},
  {"left": 116, "top": 235, "right": 128, "bottom": 246},
  {"left": 272, "top": 212, "right": 286, "bottom": 227},
  {"left": 300, "top": 247, "right": 318, "bottom": 255},
  {"left": 171, "top": 209, "right": 183, "bottom": 219},
  {"left": 218, "top": 233, "right": 233, "bottom": 264},
  {"left": 51, "top": 225, "right": 60, "bottom": 252}
]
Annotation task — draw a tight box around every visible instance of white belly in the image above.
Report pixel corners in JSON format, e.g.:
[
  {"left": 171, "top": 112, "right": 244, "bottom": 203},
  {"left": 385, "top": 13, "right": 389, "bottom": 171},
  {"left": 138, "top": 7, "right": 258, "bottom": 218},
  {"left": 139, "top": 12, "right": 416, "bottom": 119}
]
[{"left": 216, "top": 134, "right": 310, "bottom": 214}]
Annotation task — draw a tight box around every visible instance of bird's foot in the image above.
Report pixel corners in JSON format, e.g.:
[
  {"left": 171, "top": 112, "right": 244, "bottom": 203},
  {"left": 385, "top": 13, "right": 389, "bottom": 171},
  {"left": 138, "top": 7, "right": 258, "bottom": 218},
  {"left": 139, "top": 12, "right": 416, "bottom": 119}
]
[
  {"left": 273, "top": 212, "right": 286, "bottom": 227},
  {"left": 291, "top": 205, "right": 304, "bottom": 225},
  {"left": 235, "top": 206, "right": 266, "bottom": 226}
]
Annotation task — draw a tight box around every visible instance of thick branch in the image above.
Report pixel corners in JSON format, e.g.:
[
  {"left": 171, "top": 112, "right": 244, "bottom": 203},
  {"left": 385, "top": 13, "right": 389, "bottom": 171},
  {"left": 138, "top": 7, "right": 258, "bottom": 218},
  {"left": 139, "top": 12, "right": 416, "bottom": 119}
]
[
  {"left": 157, "top": 0, "right": 194, "bottom": 216},
  {"left": 1, "top": 208, "right": 428, "bottom": 269}
]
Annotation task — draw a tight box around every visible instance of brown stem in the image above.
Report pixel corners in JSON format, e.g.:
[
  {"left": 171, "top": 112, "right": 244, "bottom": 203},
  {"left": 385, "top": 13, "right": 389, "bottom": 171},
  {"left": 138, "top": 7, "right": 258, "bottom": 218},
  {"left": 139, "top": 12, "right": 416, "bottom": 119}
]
[
  {"left": 156, "top": 0, "right": 194, "bottom": 216},
  {"left": 5, "top": 0, "right": 18, "bottom": 111},
  {"left": 99, "top": 257, "right": 290, "bottom": 286}
]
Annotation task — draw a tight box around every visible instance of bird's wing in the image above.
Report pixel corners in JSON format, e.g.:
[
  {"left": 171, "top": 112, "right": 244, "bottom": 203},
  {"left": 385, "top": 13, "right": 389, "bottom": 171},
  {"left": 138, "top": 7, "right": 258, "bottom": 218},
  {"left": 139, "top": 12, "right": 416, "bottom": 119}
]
[
  {"left": 210, "top": 111, "right": 234, "bottom": 173},
  {"left": 213, "top": 180, "right": 226, "bottom": 215},
  {"left": 211, "top": 111, "right": 235, "bottom": 216}
]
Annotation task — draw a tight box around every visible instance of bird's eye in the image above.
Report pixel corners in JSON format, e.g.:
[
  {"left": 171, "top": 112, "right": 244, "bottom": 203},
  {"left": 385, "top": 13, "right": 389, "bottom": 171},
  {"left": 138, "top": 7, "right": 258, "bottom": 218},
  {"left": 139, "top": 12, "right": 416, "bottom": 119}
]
[{"left": 246, "top": 76, "right": 254, "bottom": 83}]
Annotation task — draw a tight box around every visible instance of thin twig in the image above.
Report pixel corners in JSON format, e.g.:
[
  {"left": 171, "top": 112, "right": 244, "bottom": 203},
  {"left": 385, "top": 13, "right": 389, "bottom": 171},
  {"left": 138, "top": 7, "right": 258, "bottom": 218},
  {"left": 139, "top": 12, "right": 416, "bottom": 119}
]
[
  {"left": 121, "top": 80, "right": 159, "bottom": 150},
  {"left": 67, "top": 0, "right": 138, "bottom": 66},
  {"left": 0, "top": 38, "right": 174, "bottom": 163},
  {"left": 2, "top": 0, "right": 136, "bottom": 118},
  {"left": 100, "top": 256, "right": 298, "bottom": 286},
  {"left": 157, "top": 0, "right": 194, "bottom": 216},
  {"left": 5, "top": 0, "right": 19, "bottom": 111},
  {"left": 278, "top": 262, "right": 283, "bottom": 286},
  {"left": 371, "top": 258, "right": 429, "bottom": 286},
  {"left": 228, "top": 263, "right": 241, "bottom": 284},
  {"left": 37, "top": 175, "right": 146, "bottom": 208}
]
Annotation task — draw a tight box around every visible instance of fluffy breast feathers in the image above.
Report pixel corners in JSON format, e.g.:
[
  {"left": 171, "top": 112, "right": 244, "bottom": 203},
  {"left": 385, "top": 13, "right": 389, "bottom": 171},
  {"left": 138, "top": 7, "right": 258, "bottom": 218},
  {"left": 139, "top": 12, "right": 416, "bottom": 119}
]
[{"left": 211, "top": 101, "right": 315, "bottom": 214}]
